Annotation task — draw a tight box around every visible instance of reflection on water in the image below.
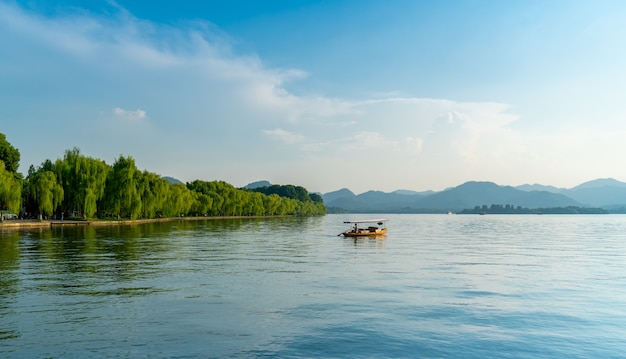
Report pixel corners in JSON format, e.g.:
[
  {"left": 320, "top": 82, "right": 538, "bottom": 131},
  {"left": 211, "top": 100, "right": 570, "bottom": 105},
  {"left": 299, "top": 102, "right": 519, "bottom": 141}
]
[
  {"left": 349, "top": 234, "right": 387, "bottom": 242},
  {"left": 0, "top": 231, "right": 20, "bottom": 340},
  {"left": 2, "top": 215, "right": 626, "bottom": 358}
]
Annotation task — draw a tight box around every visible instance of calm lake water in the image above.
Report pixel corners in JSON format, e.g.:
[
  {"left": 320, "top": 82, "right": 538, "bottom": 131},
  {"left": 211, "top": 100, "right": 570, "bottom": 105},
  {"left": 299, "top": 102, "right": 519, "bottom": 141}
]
[{"left": 1, "top": 214, "right": 626, "bottom": 358}]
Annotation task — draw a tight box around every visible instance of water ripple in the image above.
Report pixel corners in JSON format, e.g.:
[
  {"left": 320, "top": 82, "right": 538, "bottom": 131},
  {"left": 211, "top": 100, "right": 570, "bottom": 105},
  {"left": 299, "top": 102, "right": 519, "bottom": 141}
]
[{"left": 2, "top": 215, "right": 626, "bottom": 358}]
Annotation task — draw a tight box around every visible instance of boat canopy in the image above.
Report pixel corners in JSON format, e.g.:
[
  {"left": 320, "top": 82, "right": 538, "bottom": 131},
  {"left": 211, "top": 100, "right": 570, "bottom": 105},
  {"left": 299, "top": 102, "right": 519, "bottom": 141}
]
[{"left": 343, "top": 219, "right": 388, "bottom": 224}]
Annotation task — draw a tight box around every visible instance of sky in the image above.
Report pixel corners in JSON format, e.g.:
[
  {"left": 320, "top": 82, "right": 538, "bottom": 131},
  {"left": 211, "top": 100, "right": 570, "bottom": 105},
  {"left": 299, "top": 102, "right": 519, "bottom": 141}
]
[{"left": 2, "top": 0, "right": 626, "bottom": 194}]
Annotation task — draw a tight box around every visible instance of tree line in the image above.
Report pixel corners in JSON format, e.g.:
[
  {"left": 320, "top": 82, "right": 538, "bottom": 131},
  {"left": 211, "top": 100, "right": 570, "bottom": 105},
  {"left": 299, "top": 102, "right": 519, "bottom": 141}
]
[
  {"left": 247, "top": 184, "right": 323, "bottom": 204},
  {"left": 0, "top": 134, "right": 325, "bottom": 220},
  {"left": 460, "top": 204, "right": 608, "bottom": 214}
]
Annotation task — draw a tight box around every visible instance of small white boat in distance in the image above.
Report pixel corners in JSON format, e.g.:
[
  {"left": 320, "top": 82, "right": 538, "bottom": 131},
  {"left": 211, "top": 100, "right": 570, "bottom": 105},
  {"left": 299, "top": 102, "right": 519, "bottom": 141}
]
[{"left": 341, "top": 219, "right": 388, "bottom": 237}]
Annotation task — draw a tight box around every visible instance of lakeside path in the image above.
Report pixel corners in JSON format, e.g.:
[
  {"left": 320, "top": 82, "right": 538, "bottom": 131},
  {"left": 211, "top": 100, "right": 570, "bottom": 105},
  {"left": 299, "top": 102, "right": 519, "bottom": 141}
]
[{"left": 0, "top": 215, "right": 289, "bottom": 230}]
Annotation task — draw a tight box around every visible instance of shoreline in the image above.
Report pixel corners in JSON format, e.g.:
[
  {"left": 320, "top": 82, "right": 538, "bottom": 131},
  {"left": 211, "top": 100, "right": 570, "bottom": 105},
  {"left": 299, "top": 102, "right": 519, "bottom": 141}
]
[{"left": 0, "top": 215, "right": 294, "bottom": 230}]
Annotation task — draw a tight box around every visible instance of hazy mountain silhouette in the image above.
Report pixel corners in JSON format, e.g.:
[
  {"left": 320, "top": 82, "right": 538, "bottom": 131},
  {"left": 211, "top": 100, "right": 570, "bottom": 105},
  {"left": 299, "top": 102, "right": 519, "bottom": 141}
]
[
  {"left": 323, "top": 188, "right": 430, "bottom": 212},
  {"left": 322, "top": 188, "right": 356, "bottom": 204},
  {"left": 243, "top": 178, "right": 626, "bottom": 213},
  {"left": 412, "top": 181, "right": 579, "bottom": 211},
  {"left": 321, "top": 179, "right": 626, "bottom": 213},
  {"left": 163, "top": 176, "right": 183, "bottom": 184},
  {"left": 392, "top": 189, "right": 435, "bottom": 196},
  {"left": 571, "top": 178, "right": 626, "bottom": 190},
  {"left": 565, "top": 178, "right": 626, "bottom": 207},
  {"left": 244, "top": 180, "right": 272, "bottom": 189},
  {"left": 515, "top": 183, "right": 565, "bottom": 193},
  {"left": 515, "top": 178, "right": 626, "bottom": 207}
]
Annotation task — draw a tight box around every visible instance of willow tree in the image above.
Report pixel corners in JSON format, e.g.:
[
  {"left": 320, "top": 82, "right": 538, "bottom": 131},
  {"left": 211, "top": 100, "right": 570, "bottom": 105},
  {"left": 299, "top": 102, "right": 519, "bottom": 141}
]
[
  {"left": 207, "top": 191, "right": 224, "bottom": 216},
  {"left": 242, "top": 192, "right": 264, "bottom": 216},
  {"left": 163, "top": 183, "right": 194, "bottom": 217},
  {"left": 186, "top": 180, "right": 228, "bottom": 216},
  {"left": 103, "top": 155, "right": 142, "bottom": 219},
  {"left": 190, "top": 191, "right": 213, "bottom": 216},
  {"left": 0, "top": 161, "right": 22, "bottom": 217},
  {"left": 136, "top": 170, "right": 170, "bottom": 218},
  {"left": 31, "top": 171, "right": 64, "bottom": 219},
  {"left": 263, "top": 194, "right": 281, "bottom": 215},
  {"left": 56, "top": 148, "right": 110, "bottom": 218},
  {"left": 224, "top": 187, "right": 243, "bottom": 215}
]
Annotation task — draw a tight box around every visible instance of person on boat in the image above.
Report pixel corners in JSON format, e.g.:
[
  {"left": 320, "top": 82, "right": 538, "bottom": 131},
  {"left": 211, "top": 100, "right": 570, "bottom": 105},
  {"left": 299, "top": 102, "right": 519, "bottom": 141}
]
[{"left": 353, "top": 224, "right": 358, "bottom": 232}]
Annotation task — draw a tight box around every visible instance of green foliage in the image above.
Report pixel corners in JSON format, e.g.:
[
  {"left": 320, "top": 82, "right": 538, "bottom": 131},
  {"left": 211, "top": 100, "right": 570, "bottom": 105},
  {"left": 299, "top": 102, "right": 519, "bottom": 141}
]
[
  {"left": 249, "top": 184, "right": 320, "bottom": 203},
  {"left": 188, "top": 180, "right": 326, "bottom": 216},
  {"left": 136, "top": 170, "right": 170, "bottom": 218},
  {"left": 55, "top": 148, "right": 109, "bottom": 218},
  {"left": 163, "top": 184, "right": 194, "bottom": 217},
  {"left": 102, "top": 155, "right": 142, "bottom": 219},
  {"left": 0, "top": 133, "right": 326, "bottom": 220},
  {"left": 0, "top": 133, "right": 20, "bottom": 173},
  {"left": 309, "top": 193, "right": 323, "bottom": 204},
  {"left": 0, "top": 161, "right": 22, "bottom": 214},
  {"left": 31, "top": 171, "right": 64, "bottom": 217}
]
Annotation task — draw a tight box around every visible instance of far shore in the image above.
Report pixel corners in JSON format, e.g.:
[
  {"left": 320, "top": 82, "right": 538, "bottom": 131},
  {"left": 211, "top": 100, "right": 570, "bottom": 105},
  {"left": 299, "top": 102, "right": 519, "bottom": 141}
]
[{"left": 0, "top": 215, "right": 295, "bottom": 230}]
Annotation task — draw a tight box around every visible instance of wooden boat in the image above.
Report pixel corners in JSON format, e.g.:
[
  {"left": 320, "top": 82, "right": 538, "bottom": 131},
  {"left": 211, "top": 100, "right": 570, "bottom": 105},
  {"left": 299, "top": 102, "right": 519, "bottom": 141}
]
[{"left": 341, "top": 219, "right": 388, "bottom": 237}]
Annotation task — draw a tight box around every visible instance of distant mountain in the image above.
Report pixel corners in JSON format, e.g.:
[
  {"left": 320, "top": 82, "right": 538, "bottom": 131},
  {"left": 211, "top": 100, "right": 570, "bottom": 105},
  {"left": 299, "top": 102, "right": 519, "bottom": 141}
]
[
  {"left": 412, "top": 181, "right": 514, "bottom": 210},
  {"left": 163, "top": 176, "right": 183, "bottom": 184},
  {"left": 570, "top": 178, "right": 626, "bottom": 190},
  {"left": 322, "top": 188, "right": 430, "bottom": 213},
  {"left": 564, "top": 178, "right": 626, "bottom": 207},
  {"left": 356, "top": 190, "right": 429, "bottom": 211},
  {"left": 413, "top": 181, "right": 580, "bottom": 211},
  {"left": 515, "top": 183, "right": 565, "bottom": 193},
  {"left": 513, "top": 178, "right": 626, "bottom": 207},
  {"left": 244, "top": 180, "right": 272, "bottom": 189},
  {"left": 392, "top": 189, "right": 434, "bottom": 196},
  {"left": 323, "top": 181, "right": 584, "bottom": 213},
  {"left": 322, "top": 188, "right": 356, "bottom": 204}
]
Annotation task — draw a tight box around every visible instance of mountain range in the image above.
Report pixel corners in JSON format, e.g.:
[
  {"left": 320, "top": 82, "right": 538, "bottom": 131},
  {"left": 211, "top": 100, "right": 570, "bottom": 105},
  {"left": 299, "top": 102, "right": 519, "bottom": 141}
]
[{"left": 320, "top": 178, "right": 626, "bottom": 213}]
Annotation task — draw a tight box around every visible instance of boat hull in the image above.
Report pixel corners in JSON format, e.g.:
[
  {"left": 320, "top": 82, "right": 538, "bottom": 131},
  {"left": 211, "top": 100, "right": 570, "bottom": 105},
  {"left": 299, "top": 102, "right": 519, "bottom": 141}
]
[{"left": 342, "top": 227, "right": 388, "bottom": 237}]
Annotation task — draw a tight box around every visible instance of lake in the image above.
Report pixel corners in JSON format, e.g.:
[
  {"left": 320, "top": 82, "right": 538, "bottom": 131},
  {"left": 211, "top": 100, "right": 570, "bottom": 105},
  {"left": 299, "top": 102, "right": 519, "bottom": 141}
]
[{"left": 1, "top": 214, "right": 626, "bottom": 358}]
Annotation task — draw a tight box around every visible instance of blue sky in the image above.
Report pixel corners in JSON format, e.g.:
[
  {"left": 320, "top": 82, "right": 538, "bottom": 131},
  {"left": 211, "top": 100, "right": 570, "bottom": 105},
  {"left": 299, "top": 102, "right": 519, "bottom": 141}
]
[{"left": 2, "top": 0, "right": 626, "bottom": 193}]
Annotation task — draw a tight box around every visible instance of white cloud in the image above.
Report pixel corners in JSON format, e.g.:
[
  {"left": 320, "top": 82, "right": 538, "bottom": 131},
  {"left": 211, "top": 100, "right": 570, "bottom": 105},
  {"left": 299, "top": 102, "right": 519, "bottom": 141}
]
[
  {"left": 341, "top": 131, "right": 397, "bottom": 151},
  {"left": 1, "top": 0, "right": 525, "bottom": 191},
  {"left": 7, "top": 1, "right": 626, "bottom": 193},
  {"left": 262, "top": 128, "right": 304, "bottom": 144},
  {"left": 113, "top": 107, "right": 147, "bottom": 120},
  {"left": 425, "top": 111, "right": 479, "bottom": 161},
  {"left": 404, "top": 136, "right": 423, "bottom": 155}
]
